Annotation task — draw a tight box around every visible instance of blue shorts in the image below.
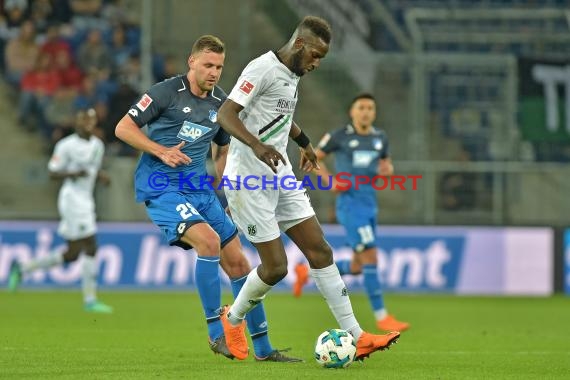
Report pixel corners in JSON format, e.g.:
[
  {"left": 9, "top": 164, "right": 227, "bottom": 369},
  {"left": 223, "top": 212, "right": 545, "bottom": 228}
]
[
  {"left": 145, "top": 191, "right": 238, "bottom": 250},
  {"left": 336, "top": 208, "right": 377, "bottom": 253}
]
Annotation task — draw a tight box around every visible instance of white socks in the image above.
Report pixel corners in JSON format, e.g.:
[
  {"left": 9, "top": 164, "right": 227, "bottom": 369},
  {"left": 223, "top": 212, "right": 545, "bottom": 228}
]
[
  {"left": 375, "top": 308, "right": 388, "bottom": 321},
  {"left": 228, "top": 267, "right": 272, "bottom": 325},
  {"left": 82, "top": 256, "right": 97, "bottom": 304},
  {"left": 310, "top": 264, "right": 363, "bottom": 340},
  {"left": 21, "top": 252, "right": 63, "bottom": 274}
]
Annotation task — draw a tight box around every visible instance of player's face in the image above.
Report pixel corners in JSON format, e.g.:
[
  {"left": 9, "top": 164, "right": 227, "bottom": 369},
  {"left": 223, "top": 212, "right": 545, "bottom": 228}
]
[
  {"left": 75, "top": 110, "right": 97, "bottom": 136},
  {"left": 190, "top": 50, "right": 224, "bottom": 92},
  {"left": 291, "top": 37, "right": 329, "bottom": 76},
  {"left": 350, "top": 98, "right": 376, "bottom": 128}
]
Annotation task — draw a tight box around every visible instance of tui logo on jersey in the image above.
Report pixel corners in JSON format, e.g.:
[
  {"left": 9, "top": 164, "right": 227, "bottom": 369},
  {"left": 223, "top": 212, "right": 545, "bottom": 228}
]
[
  {"left": 177, "top": 121, "right": 211, "bottom": 143},
  {"left": 208, "top": 109, "right": 217, "bottom": 123}
]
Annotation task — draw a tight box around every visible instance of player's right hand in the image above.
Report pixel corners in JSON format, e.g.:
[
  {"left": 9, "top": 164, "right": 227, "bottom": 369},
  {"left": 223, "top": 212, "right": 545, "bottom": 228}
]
[
  {"left": 159, "top": 141, "right": 192, "bottom": 168},
  {"left": 252, "top": 141, "right": 287, "bottom": 173}
]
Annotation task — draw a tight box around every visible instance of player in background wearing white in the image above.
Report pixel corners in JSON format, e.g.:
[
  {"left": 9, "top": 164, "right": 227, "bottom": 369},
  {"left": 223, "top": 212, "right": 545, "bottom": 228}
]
[
  {"left": 217, "top": 16, "right": 400, "bottom": 361},
  {"left": 8, "top": 108, "right": 113, "bottom": 314}
]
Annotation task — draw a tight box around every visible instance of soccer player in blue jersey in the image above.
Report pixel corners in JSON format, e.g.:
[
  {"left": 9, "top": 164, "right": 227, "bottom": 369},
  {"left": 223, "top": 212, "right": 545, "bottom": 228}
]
[
  {"left": 114, "top": 35, "right": 300, "bottom": 362},
  {"left": 294, "top": 93, "right": 409, "bottom": 332}
]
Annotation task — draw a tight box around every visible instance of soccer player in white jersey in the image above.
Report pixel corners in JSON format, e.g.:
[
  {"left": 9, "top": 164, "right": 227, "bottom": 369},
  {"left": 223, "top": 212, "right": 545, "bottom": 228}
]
[
  {"left": 217, "top": 16, "right": 401, "bottom": 361},
  {"left": 8, "top": 108, "right": 113, "bottom": 314}
]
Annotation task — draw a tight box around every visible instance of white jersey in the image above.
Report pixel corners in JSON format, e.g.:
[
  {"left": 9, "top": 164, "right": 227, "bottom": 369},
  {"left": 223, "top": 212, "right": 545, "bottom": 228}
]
[
  {"left": 224, "top": 51, "right": 300, "bottom": 180},
  {"left": 48, "top": 134, "right": 104, "bottom": 214}
]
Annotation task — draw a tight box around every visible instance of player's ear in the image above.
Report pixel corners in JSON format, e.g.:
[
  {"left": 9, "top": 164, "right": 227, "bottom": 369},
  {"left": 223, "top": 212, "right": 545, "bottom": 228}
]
[
  {"left": 188, "top": 55, "right": 194, "bottom": 69},
  {"left": 293, "top": 37, "right": 304, "bottom": 50}
]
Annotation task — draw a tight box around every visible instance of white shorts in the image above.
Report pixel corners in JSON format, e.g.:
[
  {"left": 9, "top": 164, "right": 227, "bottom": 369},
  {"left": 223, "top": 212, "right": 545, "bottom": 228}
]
[
  {"left": 57, "top": 193, "right": 97, "bottom": 241},
  {"left": 225, "top": 185, "right": 315, "bottom": 243}
]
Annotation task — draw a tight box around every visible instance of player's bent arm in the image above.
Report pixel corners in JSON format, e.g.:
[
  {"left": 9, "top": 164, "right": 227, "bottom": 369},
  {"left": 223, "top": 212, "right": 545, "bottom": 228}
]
[
  {"left": 115, "top": 114, "right": 191, "bottom": 167},
  {"left": 211, "top": 143, "right": 229, "bottom": 181},
  {"left": 218, "top": 99, "right": 286, "bottom": 172},
  {"left": 218, "top": 100, "right": 260, "bottom": 148},
  {"left": 49, "top": 170, "right": 87, "bottom": 180},
  {"left": 115, "top": 114, "right": 167, "bottom": 157},
  {"left": 379, "top": 157, "right": 394, "bottom": 177}
]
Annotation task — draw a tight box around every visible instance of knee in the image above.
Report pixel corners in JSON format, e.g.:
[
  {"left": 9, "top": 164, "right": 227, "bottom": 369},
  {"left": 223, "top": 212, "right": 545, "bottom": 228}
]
[
  {"left": 260, "top": 263, "right": 288, "bottom": 285},
  {"left": 193, "top": 233, "right": 221, "bottom": 257},
  {"left": 221, "top": 251, "right": 251, "bottom": 278},
  {"left": 305, "top": 240, "right": 334, "bottom": 268}
]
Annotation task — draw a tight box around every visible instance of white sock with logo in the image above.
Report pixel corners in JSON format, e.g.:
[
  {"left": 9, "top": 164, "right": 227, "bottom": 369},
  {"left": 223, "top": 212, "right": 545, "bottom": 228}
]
[
  {"left": 21, "top": 251, "right": 63, "bottom": 274},
  {"left": 310, "top": 264, "right": 363, "bottom": 340},
  {"left": 81, "top": 255, "right": 97, "bottom": 304},
  {"left": 227, "top": 267, "right": 272, "bottom": 325}
]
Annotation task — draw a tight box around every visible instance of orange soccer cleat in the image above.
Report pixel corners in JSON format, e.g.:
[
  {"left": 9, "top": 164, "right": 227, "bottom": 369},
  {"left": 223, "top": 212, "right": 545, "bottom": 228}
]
[
  {"left": 377, "top": 315, "right": 410, "bottom": 332},
  {"left": 219, "top": 305, "right": 249, "bottom": 360},
  {"left": 355, "top": 331, "right": 400, "bottom": 361},
  {"left": 292, "top": 263, "right": 309, "bottom": 298}
]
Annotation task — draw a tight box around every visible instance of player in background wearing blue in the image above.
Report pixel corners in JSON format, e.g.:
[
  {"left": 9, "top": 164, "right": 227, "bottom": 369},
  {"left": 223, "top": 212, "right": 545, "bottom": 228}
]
[
  {"left": 8, "top": 108, "right": 113, "bottom": 314},
  {"left": 294, "top": 93, "right": 409, "bottom": 332},
  {"left": 115, "top": 35, "right": 300, "bottom": 362}
]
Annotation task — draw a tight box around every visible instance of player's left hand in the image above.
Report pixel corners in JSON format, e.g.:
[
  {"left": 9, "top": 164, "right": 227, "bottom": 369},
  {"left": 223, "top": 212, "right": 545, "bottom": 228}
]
[{"left": 299, "top": 145, "right": 320, "bottom": 172}]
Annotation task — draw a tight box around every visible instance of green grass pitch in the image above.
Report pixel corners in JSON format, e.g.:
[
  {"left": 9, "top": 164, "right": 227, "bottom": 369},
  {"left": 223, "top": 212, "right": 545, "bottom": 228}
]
[{"left": 1, "top": 292, "right": 569, "bottom": 379}]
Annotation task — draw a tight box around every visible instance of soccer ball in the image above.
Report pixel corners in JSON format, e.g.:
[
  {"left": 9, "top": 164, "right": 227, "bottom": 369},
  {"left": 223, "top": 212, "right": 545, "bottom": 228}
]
[{"left": 314, "top": 329, "right": 357, "bottom": 368}]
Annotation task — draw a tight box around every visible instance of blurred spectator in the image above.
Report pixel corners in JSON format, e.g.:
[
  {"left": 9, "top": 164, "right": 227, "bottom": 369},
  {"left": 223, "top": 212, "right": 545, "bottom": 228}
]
[
  {"left": 4, "top": 19, "right": 38, "bottom": 87},
  {"left": 101, "top": 0, "right": 136, "bottom": 26},
  {"left": 70, "top": 0, "right": 106, "bottom": 30},
  {"left": 0, "top": 0, "right": 29, "bottom": 71},
  {"left": 439, "top": 147, "right": 476, "bottom": 211},
  {"left": 19, "top": 52, "right": 60, "bottom": 137},
  {"left": 45, "top": 87, "right": 76, "bottom": 144},
  {"left": 29, "top": 0, "right": 53, "bottom": 34},
  {"left": 100, "top": 81, "right": 137, "bottom": 155},
  {"left": 39, "top": 23, "right": 71, "bottom": 61},
  {"left": 54, "top": 49, "right": 82, "bottom": 90},
  {"left": 108, "top": 24, "right": 134, "bottom": 71},
  {"left": 154, "top": 54, "right": 180, "bottom": 82},
  {"left": 77, "top": 28, "right": 111, "bottom": 74},
  {"left": 74, "top": 71, "right": 108, "bottom": 121},
  {"left": 118, "top": 52, "right": 141, "bottom": 92}
]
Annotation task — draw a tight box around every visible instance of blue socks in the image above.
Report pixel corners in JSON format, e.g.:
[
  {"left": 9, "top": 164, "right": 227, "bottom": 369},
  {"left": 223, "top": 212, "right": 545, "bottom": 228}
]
[
  {"left": 231, "top": 275, "right": 274, "bottom": 358},
  {"left": 363, "top": 264, "right": 385, "bottom": 312},
  {"left": 335, "top": 260, "right": 352, "bottom": 275},
  {"left": 195, "top": 256, "right": 223, "bottom": 341}
]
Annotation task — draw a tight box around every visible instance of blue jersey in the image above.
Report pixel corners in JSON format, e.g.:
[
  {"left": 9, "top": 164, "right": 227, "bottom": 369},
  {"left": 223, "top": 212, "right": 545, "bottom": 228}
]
[
  {"left": 318, "top": 124, "right": 390, "bottom": 213},
  {"left": 128, "top": 75, "right": 230, "bottom": 202}
]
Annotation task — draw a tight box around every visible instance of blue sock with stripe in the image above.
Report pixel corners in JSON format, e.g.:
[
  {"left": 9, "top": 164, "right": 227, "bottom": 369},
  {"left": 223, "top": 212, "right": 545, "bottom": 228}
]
[
  {"left": 363, "top": 264, "right": 385, "bottom": 312},
  {"left": 195, "top": 256, "right": 223, "bottom": 341},
  {"left": 335, "top": 260, "right": 352, "bottom": 275},
  {"left": 231, "top": 275, "right": 274, "bottom": 358}
]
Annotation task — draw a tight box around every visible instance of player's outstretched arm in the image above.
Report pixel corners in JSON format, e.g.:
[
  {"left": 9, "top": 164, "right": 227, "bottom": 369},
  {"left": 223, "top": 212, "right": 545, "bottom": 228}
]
[
  {"left": 218, "top": 99, "right": 286, "bottom": 173},
  {"left": 115, "top": 114, "right": 191, "bottom": 168}
]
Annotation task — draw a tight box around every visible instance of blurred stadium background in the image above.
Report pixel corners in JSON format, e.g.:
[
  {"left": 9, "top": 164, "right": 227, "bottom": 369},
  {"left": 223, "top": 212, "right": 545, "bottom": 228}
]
[
  {"left": 1, "top": 0, "right": 570, "bottom": 378},
  {"left": 1, "top": 0, "right": 567, "bottom": 294}
]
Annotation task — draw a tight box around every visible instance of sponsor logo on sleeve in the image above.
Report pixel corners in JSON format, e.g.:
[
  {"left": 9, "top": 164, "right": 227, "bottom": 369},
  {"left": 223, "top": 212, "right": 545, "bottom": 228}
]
[
  {"left": 239, "top": 80, "right": 255, "bottom": 95},
  {"left": 136, "top": 94, "right": 153, "bottom": 112}
]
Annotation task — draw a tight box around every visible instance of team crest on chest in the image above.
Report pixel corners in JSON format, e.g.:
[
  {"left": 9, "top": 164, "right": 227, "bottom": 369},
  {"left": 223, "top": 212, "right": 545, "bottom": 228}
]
[
  {"left": 373, "top": 138, "right": 383, "bottom": 150},
  {"left": 208, "top": 109, "right": 218, "bottom": 123}
]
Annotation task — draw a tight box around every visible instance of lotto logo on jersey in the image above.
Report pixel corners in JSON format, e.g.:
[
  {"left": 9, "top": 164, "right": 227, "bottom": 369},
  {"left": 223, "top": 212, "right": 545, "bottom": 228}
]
[
  {"left": 177, "top": 121, "right": 212, "bottom": 143},
  {"left": 239, "top": 80, "right": 255, "bottom": 95},
  {"left": 136, "top": 94, "right": 153, "bottom": 112}
]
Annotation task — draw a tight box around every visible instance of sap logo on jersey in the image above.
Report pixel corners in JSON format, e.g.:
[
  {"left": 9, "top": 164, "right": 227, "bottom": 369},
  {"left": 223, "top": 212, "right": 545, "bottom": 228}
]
[
  {"left": 352, "top": 150, "right": 379, "bottom": 167},
  {"left": 177, "top": 121, "right": 211, "bottom": 143}
]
